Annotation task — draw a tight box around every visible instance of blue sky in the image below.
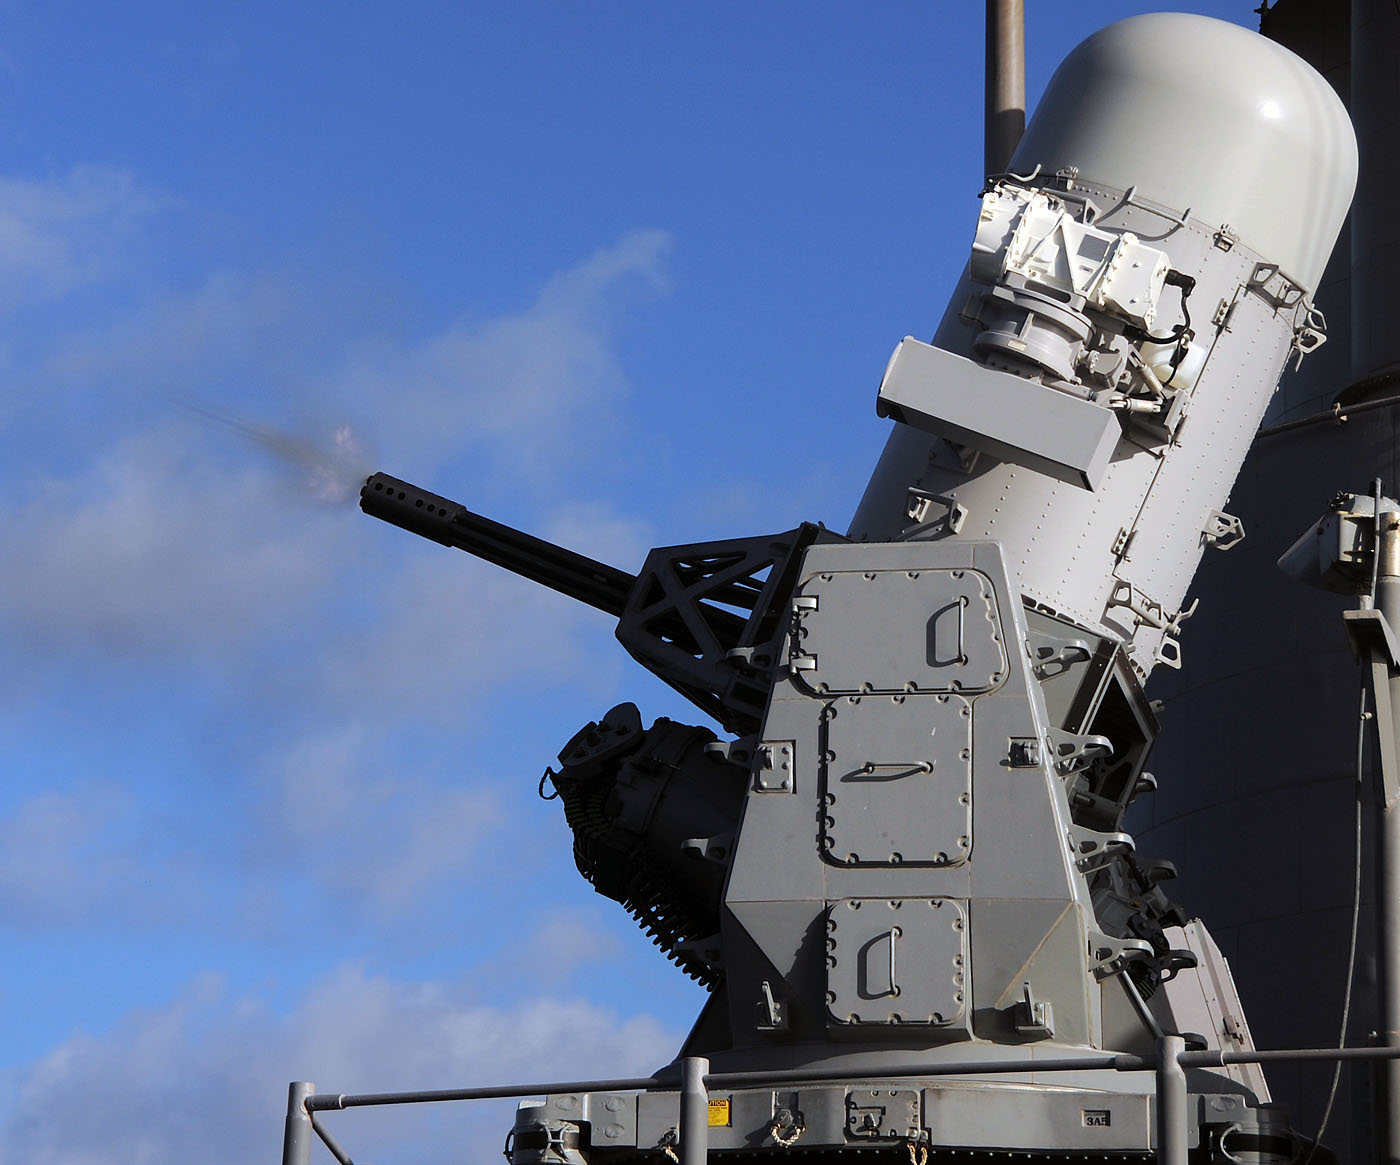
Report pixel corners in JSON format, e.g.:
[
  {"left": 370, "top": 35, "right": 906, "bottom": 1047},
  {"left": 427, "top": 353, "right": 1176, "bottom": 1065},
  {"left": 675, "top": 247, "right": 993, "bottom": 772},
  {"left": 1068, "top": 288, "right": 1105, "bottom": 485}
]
[{"left": 0, "top": 3, "right": 1256, "bottom": 1161}]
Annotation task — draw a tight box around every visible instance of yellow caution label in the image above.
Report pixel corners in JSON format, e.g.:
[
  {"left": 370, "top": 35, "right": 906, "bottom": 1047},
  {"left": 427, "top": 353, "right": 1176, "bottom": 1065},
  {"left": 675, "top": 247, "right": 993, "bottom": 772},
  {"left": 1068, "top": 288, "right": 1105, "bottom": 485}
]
[{"left": 707, "top": 1098, "right": 731, "bottom": 1127}]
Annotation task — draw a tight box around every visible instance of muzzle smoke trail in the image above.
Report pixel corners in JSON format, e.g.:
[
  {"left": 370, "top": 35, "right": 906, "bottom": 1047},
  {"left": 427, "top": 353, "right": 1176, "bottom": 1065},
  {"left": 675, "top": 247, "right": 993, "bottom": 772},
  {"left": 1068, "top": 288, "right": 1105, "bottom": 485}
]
[{"left": 175, "top": 397, "right": 374, "bottom": 503}]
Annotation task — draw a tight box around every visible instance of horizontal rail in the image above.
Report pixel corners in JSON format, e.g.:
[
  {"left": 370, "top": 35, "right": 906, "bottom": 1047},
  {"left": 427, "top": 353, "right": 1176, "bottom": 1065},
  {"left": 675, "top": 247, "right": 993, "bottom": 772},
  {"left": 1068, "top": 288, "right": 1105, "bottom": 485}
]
[
  {"left": 1182, "top": 1044, "right": 1400, "bottom": 1068},
  {"left": 299, "top": 1043, "right": 1400, "bottom": 1113},
  {"left": 303, "top": 1074, "right": 665, "bottom": 1112}
]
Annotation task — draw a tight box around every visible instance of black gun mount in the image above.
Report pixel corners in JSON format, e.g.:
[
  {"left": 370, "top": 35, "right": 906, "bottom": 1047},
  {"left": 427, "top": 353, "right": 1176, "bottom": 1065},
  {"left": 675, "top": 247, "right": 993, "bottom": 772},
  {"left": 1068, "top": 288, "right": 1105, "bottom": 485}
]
[
  {"left": 361, "top": 473, "right": 836, "bottom": 736},
  {"left": 361, "top": 472, "right": 840, "bottom": 982}
]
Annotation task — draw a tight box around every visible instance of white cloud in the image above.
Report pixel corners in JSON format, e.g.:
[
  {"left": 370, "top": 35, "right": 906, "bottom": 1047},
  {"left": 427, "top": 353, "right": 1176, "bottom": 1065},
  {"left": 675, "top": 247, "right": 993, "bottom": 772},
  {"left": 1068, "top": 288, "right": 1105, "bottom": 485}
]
[
  {"left": 0, "top": 425, "right": 350, "bottom": 660},
  {"left": 254, "top": 723, "right": 506, "bottom": 911},
  {"left": 0, "top": 214, "right": 685, "bottom": 1160},
  {"left": 0, "top": 966, "right": 682, "bottom": 1165},
  {"left": 541, "top": 501, "right": 652, "bottom": 573},
  {"left": 1, "top": 229, "right": 670, "bottom": 677},
  {"left": 312, "top": 550, "right": 613, "bottom": 727},
  {"left": 512, "top": 907, "right": 624, "bottom": 987},
  {"left": 0, "top": 784, "right": 172, "bottom": 926},
  {"left": 0, "top": 166, "right": 169, "bottom": 309},
  {"left": 334, "top": 229, "right": 671, "bottom": 477}
]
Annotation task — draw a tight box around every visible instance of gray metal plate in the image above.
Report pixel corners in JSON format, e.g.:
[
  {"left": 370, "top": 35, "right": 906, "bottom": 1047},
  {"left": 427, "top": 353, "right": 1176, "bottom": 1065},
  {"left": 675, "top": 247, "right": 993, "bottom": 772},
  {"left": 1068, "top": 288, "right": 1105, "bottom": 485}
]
[
  {"left": 827, "top": 897, "right": 968, "bottom": 1029},
  {"left": 823, "top": 693, "right": 972, "bottom": 866},
  {"left": 795, "top": 568, "right": 1007, "bottom": 695},
  {"left": 876, "top": 338, "right": 1121, "bottom": 490}
]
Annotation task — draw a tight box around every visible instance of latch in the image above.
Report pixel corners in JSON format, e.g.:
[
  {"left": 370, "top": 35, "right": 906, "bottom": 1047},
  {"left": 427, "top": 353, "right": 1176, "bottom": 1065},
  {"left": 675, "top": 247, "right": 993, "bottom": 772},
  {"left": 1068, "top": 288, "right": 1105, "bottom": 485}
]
[
  {"left": 845, "top": 1089, "right": 921, "bottom": 1140},
  {"left": 1013, "top": 981, "right": 1055, "bottom": 1038},
  {"left": 755, "top": 980, "right": 790, "bottom": 1032},
  {"left": 1008, "top": 737, "right": 1042, "bottom": 768},
  {"left": 767, "top": 1095, "right": 805, "bottom": 1147},
  {"left": 753, "top": 740, "right": 796, "bottom": 793},
  {"left": 1213, "top": 225, "right": 1238, "bottom": 252}
]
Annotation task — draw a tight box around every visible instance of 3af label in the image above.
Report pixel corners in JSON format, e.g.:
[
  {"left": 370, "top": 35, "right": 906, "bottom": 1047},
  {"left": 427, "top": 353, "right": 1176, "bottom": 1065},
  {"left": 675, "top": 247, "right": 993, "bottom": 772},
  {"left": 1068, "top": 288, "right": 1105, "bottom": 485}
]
[{"left": 1082, "top": 1110, "right": 1111, "bottom": 1128}]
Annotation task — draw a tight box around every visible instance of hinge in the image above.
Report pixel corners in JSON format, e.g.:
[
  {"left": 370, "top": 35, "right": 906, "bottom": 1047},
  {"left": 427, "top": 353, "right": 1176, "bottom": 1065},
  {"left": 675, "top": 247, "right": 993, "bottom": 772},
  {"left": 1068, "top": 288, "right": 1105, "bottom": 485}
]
[{"left": 1112, "top": 526, "right": 1136, "bottom": 564}]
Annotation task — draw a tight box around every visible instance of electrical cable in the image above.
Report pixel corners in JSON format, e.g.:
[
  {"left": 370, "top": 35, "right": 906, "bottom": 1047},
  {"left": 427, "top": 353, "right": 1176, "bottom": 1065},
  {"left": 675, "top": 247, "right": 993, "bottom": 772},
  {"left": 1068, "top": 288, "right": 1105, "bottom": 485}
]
[
  {"left": 1301, "top": 678, "right": 1368, "bottom": 1165},
  {"left": 1124, "top": 271, "right": 1195, "bottom": 390}
]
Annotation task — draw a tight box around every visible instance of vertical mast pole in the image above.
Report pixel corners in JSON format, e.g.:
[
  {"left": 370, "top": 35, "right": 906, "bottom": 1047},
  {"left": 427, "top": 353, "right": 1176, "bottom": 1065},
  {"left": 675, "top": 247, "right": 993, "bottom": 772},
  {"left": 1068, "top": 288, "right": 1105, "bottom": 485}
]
[
  {"left": 985, "top": 0, "right": 1026, "bottom": 176},
  {"left": 1373, "top": 502, "right": 1400, "bottom": 1165}
]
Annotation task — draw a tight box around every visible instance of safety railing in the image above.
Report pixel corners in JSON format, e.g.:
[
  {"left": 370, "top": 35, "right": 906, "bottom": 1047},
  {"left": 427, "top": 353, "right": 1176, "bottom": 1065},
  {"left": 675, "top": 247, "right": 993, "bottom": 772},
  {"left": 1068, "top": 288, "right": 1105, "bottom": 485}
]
[{"left": 282, "top": 1037, "right": 1400, "bottom": 1165}]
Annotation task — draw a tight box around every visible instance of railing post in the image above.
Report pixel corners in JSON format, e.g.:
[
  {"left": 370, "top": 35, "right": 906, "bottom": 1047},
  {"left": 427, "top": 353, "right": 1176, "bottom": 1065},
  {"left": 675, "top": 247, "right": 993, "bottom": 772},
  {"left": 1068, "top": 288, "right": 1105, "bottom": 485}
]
[
  {"left": 679, "top": 1056, "right": 710, "bottom": 1165},
  {"left": 1156, "top": 1036, "right": 1188, "bottom": 1165},
  {"left": 282, "top": 1081, "right": 315, "bottom": 1165},
  {"left": 1373, "top": 503, "right": 1400, "bottom": 1165}
]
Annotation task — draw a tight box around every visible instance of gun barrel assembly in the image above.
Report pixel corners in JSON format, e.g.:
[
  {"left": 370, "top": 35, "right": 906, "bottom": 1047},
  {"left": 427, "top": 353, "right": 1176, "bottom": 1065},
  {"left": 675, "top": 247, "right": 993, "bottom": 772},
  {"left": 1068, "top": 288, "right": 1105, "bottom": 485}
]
[{"left": 361, "top": 473, "right": 636, "bottom": 617}]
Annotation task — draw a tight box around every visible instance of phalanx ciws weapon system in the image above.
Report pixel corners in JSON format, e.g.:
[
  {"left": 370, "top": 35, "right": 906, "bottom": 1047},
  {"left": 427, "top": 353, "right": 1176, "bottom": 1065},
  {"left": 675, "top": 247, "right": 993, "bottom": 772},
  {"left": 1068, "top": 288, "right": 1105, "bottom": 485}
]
[{"left": 361, "top": 14, "right": 1355, "bottom": 1164}]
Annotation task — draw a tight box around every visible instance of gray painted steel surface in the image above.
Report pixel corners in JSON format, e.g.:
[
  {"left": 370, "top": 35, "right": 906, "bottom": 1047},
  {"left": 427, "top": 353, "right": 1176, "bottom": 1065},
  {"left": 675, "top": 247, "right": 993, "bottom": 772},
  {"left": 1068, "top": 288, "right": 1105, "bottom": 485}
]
[{"left": 1007, "top": 13, "right": 1354, "bottom": 293}]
